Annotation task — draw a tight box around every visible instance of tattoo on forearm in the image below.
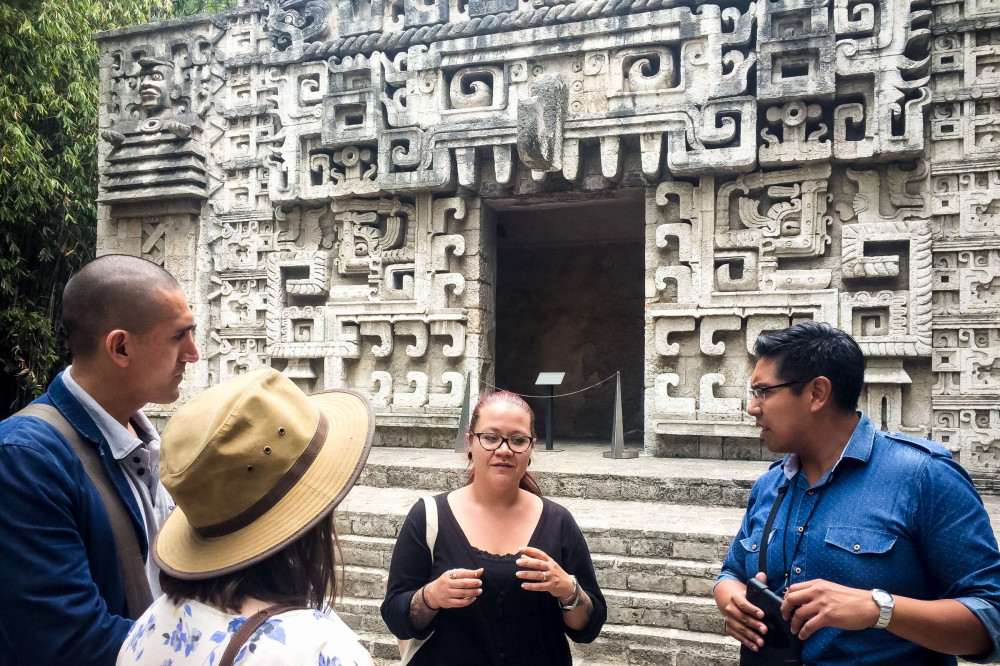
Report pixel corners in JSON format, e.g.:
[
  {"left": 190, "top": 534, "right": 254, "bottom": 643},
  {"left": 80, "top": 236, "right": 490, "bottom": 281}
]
[
  {"left": 562, "top": 589, "right": 594, "bottom": 630},
  {"left": 409, "top": 586, "right": 438, "bottom": 631}
]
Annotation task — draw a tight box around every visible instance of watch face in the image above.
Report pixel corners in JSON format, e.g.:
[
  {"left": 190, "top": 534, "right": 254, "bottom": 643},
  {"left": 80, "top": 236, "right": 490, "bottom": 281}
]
[{"left": 873, "top": 589, "right": 892, "bottom": 606}]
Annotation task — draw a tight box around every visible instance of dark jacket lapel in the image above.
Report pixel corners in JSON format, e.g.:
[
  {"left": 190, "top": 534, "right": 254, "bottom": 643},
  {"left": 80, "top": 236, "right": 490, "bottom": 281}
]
[{"left": 44, "top": 371, "right": 149, "bottom": 559}]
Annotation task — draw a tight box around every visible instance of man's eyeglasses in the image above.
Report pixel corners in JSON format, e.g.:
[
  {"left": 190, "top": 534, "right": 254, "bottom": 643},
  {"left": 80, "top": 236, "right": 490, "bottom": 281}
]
[
  {"left": 471, "top": 432, "right": 535, "bottom": 453},
  {"left": 748, "top": 378, "right": 815, "bottom": 402}
]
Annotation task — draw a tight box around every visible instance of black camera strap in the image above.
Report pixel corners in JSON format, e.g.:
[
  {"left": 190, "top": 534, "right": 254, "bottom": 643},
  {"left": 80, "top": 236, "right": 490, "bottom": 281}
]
[
  {"left": 758, "top": 480, "right": 790, "bottom": 576},
  {"left": 760, "top": 471, "right": 829, "bottom": 591},
  {"left": 742, "top": 475, "right": 812, "bottom": 666}
]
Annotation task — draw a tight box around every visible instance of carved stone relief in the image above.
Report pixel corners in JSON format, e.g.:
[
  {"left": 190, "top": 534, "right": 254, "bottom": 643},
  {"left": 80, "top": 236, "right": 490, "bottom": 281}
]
[{"left": 96, "top": 1, "right": 1000, "bottom": 480}]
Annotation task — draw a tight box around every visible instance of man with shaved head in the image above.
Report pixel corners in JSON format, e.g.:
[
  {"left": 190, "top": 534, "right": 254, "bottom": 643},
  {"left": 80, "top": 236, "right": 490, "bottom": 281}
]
[{"left": 0, "top": 254, "right": 199, "bottom": 666}]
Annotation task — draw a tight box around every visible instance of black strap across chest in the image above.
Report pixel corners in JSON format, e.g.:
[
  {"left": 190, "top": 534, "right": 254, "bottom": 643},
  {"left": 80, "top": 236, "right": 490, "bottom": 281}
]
[
  {"left": 758, "top": 481, "right": 789, "bottom": 577},
  {"left": 758, "top": 473, "right": 827, "bottom": 590}
]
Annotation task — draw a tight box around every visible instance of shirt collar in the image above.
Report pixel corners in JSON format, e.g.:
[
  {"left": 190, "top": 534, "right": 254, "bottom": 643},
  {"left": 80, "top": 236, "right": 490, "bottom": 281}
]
[
  {"left": 780, "top": 412, "right": 875, "bottom": 482},
  {"left": 842, "top": 412, "right": 876, "bottom": 463},
  {"left": 61, "top": 366, "right": 158, "bottom": 460}
]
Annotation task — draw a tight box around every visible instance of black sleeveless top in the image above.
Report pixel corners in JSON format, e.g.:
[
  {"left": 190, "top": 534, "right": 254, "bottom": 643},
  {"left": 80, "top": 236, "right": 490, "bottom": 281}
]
[{"left": 381, "top": 493, "right": 607, "bottom": 666}]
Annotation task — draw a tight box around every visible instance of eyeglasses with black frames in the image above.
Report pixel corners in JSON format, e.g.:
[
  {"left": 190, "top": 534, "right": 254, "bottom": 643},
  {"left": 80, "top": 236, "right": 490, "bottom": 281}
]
[
  {"left": 471, "top": 432, "right": 536, "bottom": 453},
  {"left": 748, "top": 378, "right": 815, "bottom": 402}
]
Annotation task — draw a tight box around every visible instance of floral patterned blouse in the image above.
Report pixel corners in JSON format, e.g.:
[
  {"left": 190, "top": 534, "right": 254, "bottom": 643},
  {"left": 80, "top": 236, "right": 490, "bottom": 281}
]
[{"left": 117, "top": 596, "right": 374, "bottom": 666}]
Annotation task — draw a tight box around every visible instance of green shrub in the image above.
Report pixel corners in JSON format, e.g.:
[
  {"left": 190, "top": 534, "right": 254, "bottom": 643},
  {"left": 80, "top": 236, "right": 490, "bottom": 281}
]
[{"left": 0, "top": 0, "right": 233, "bottom": 415}]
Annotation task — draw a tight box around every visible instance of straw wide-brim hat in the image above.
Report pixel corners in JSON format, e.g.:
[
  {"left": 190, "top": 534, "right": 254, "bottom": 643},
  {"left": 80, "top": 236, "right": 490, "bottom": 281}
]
[{"left": 153, "top": 367, "right": 374, "bottom": 579}]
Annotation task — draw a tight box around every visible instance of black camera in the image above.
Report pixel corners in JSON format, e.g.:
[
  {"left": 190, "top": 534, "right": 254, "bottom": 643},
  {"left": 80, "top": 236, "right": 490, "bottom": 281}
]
[{"left": 738, "top": 578, "right": 803, "bottom": 666}]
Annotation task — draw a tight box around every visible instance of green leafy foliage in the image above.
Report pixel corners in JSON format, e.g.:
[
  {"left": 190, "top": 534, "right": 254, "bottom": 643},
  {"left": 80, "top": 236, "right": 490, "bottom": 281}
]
[
  {"left": 0, "top": 0, "right": 233, "bottom": 415},
  {"left": 170, "top": 0, "right": 237, "bottom": 13}
]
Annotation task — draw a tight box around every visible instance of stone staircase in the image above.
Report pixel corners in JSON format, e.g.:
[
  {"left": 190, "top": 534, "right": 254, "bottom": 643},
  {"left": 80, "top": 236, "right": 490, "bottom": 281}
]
[
  {"left": 334, "top": 445, "right": 769, "bottom": 665},
  {"left": 334, "top": 445, "right": 1000, "bottom": 665}
]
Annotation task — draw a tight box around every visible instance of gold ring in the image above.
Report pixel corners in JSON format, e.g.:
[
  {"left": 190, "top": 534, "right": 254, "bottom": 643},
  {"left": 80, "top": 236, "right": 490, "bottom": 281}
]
[{"left": 542, "top": 571, "right": 547, "bottom": 582}]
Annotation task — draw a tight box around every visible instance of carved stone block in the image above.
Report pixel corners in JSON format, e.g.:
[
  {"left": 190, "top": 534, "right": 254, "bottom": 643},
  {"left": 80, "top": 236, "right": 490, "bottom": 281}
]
[{"left": 95, "top": 0, "right": 1000, "bottom": 478}]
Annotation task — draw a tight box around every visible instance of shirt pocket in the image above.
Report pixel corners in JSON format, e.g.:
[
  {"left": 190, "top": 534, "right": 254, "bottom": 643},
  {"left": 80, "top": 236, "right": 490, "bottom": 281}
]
[
  {"left": 824, "top": 526, "right": 897, "bottom": 555},
  {"left": 740, "top": 528, "right": 776, "bottom": 572}
]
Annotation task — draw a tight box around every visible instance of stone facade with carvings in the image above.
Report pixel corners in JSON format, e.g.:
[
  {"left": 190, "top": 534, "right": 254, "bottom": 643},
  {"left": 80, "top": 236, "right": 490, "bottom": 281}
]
[{"left": 96, "top": 0, "right": 1000, "bottom": 484}]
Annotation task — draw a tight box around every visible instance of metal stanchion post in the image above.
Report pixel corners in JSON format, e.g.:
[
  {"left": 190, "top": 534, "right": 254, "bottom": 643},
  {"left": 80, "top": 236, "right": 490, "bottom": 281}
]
[
  {"left": 546, "top": 385, "right": 554, "bottom": 451},
  {"left": 534, "top": 372, "right": 564, "bottom": 453},
  {"left": 604, "top": 373, "right": 637, "bottom": 459},
  {"left": 454, "top": 371, "right": 471, "bottom": 452}
]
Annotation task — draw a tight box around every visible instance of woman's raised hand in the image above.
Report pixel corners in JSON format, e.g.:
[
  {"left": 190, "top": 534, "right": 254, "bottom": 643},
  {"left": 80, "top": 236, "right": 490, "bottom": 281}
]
[
  {"left": 516, "top": 547, "right": 575, "bottom": 602},
  {"left": 425, "top": 568, "right": 484, "bottom": 609}
]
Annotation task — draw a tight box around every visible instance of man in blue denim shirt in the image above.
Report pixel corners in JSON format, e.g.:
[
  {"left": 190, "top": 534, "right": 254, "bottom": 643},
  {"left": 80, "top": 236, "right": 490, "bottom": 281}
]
[{"left": 715, "top": 322, "right": 1000, "bottom": 664}]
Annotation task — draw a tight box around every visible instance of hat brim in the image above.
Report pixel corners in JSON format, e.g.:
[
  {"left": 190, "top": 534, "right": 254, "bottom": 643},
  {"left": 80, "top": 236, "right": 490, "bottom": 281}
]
[{"left": 153, "top": 388, "right": 375, "bottom": 580}]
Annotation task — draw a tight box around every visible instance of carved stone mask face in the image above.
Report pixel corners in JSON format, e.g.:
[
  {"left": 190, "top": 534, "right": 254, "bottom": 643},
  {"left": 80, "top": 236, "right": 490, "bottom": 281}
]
[{"left": 139, "top": 63, "right": 173, "bottom": 111}]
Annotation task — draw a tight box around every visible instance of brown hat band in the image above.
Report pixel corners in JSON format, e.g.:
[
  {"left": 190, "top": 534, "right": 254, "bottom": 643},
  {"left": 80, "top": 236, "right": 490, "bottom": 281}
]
[{"left": 194, "top": 413, "right": 330, "bottom": 539}]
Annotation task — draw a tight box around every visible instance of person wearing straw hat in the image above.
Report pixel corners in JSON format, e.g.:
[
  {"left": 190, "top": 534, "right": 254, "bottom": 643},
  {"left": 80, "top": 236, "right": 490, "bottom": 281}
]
[
  {"left": 117, "top": 367, "right": 376, "bottom": 666},
  {"left": 381, "top": 390, "right": 606, "bottom": 666}
]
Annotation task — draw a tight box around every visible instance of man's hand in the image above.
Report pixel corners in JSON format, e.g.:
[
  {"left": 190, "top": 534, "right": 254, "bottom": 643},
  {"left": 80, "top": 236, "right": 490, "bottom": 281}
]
[
  {"left": 780, "top": 579, "right": 880, "bottom": 639},
  {"left": 717, "top": 573, "right": 769, "bottom": 651}
]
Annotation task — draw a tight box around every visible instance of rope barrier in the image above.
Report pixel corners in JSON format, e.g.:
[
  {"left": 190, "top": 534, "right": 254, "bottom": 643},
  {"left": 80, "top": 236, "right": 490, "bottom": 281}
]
[{"left": 480, "top": 371, "right": 619, "bottom": 399}]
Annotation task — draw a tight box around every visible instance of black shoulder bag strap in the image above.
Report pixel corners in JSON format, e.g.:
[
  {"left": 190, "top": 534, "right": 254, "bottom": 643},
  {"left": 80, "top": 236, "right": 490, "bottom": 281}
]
[
  {"left": 16, "top": 403, "right": 154, "bottom": 619},
  {"left": 758, "top": 481, "right": 790, "bottom": 577},
  {"left": 219, "top": 605, "right": 305, "bottom": 666}
]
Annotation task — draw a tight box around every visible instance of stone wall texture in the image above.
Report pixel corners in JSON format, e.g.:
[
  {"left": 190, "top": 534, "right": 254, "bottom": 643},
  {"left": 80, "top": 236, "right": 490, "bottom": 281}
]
[{"left": 96, "top": 0, "right": 1000, "bottom": 484}]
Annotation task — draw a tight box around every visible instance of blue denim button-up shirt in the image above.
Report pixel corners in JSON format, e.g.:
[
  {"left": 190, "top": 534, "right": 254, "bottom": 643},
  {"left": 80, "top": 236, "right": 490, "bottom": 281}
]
[{"left": 717, "top": 413, "right": 1000, "bottom": 664}]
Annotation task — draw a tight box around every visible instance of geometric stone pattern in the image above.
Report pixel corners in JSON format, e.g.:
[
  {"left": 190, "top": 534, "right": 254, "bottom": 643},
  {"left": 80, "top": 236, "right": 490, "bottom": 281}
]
[{"left": 96, "top": 0, "right": 1000, "bottom": 480}]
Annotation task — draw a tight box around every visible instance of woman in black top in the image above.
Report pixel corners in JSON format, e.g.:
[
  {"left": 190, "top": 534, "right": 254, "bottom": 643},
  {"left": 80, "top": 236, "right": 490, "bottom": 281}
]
[{"left": 380, "top": 391, "right": 606, "bottom": 665}]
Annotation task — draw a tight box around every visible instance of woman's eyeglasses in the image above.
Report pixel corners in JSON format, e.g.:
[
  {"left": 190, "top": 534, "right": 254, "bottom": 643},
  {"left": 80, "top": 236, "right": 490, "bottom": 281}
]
[{"left": 471, "top": 432, "right": 535, "bottom": 453}]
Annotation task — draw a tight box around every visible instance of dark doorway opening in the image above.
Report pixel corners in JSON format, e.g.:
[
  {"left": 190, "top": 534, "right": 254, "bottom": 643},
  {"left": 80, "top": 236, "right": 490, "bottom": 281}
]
[{"left": 493, "top": 198, "right": 645, "bottom": 443}]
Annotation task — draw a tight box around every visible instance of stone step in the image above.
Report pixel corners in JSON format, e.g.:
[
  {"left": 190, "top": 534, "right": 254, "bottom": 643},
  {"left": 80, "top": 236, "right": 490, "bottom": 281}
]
[
  {"left": 340, "top": 597, "right": 738, "bottom": 666},
  {"left": 340, "top": 564, "right": 725, "bottom": 635},
  {"left": 337, "top": 485, "right": 745, "bottom": 565},
  {"left": 338, "top": 596, "right": 390, "bottom": 635},
  {"left": 343, "top": 565, "right": 388, "bottom": 600},
  {"left": 355, "top": 631, "right": 399, "bottom": 664},
  {"left": 337, "top": 462, "right": 752, "bottom": 666},
  {"left": 351, "top": 584, "right": 970, "bottom": 666},
  {"left": 340, "top": 534, "right": 397, "bottom": 570},
  {"left": 359, "top": 446, "right": 768, "bottom": 509},
  {"left": 604, "top": 589, "right": 723, "bottom": 634},
  {"left": 342, "top": 554, "right": 721, "bottom": 601},
  {"left": 341, "top": 533, "right": 726, "bottom": 575},
  {"left": 591, "top": 553, "right": 720, "bottom": 598},
  {"left": 581, "top": 624, "right": 738, "bottom": 665},
  {"left": 363, "top": 631, "right": 628, "bottom": 666},
  {"left": 338, "top": 455, "right": 1000, "bottom": 665},
  {"left": 339, "top": 536, "right": 721, "bottom": 598}
]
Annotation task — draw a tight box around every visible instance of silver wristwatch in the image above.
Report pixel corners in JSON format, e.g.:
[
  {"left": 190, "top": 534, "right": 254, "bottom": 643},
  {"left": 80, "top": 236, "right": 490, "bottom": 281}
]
[
  {"left": 871, "top": 589, "right": 894, "bottom": 629},
  {"left": 559, "top": 575, "right": 581, "bottom": 611}
]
